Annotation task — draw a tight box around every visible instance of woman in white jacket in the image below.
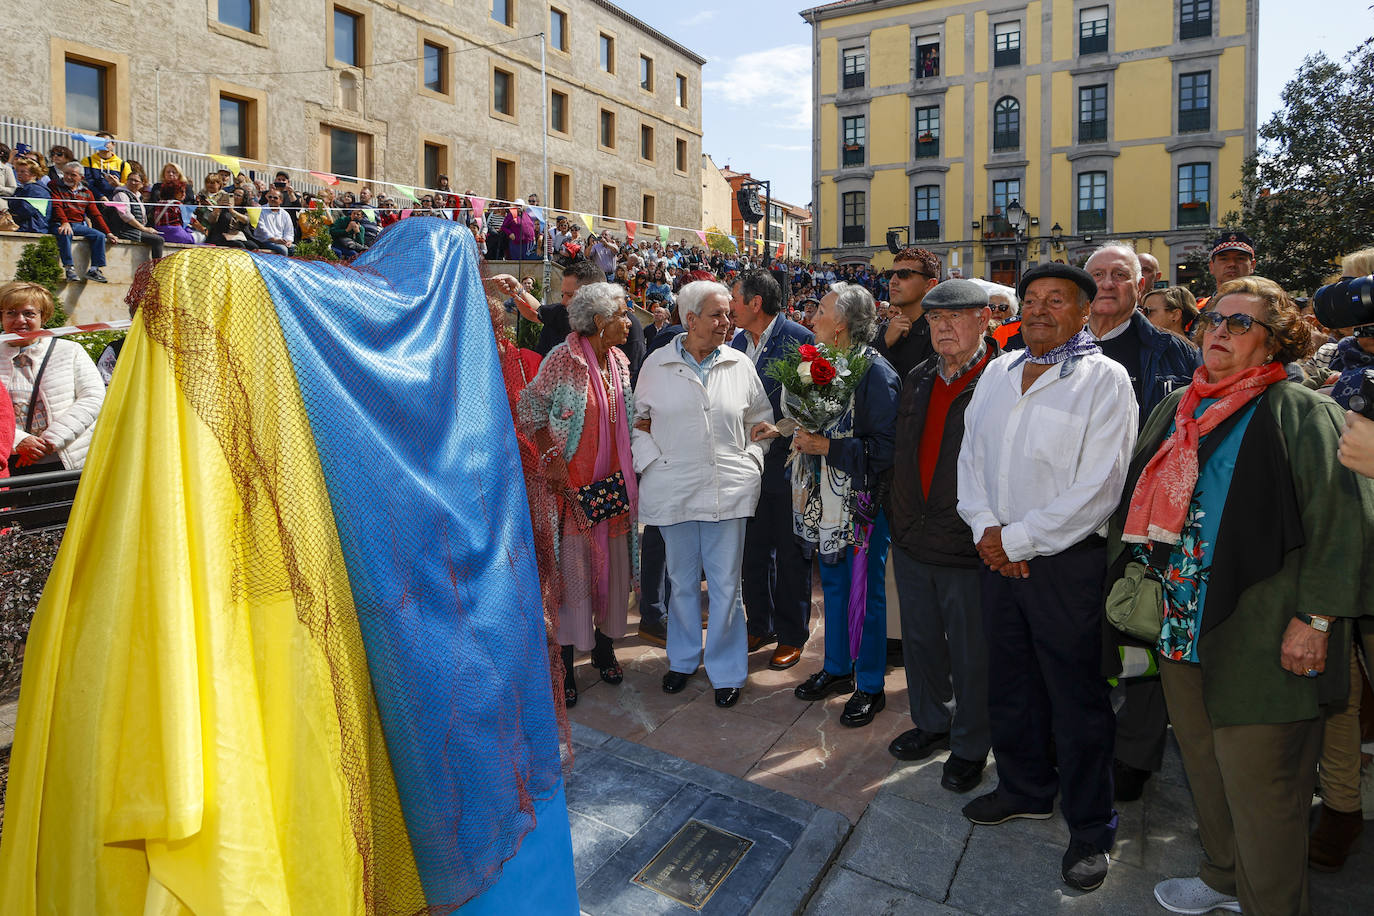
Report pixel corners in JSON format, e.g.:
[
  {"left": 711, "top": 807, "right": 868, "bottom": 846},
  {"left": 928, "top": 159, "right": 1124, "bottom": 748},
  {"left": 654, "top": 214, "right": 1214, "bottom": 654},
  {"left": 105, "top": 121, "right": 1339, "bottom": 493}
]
[
  {"left": 632, "top": 280, "right": 773, "bottom": 708},
  {"left": 2, "top": 282, "right": 105, "bottom": 473}
]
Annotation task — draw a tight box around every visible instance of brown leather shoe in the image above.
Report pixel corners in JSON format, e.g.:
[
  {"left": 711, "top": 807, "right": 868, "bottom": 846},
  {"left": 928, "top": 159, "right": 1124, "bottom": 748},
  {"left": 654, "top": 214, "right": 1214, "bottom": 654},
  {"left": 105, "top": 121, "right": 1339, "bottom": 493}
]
[
  {"left": 1309, "top": 803, "right": 1363, "bottom": 872},
  {"left": 769, "top": 645, "right": 802, "bottom": 670},
  {"left": 747, "top": 632, "right": 777, "bottom": 652}
]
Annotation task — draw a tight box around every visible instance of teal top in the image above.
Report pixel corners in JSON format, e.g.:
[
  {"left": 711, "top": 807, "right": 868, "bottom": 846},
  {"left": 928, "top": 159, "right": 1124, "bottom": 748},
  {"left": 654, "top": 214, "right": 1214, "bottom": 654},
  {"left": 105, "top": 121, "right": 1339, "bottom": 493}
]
[{"left": 1141, "top": 398, "right": 1258, "bottom": 663}]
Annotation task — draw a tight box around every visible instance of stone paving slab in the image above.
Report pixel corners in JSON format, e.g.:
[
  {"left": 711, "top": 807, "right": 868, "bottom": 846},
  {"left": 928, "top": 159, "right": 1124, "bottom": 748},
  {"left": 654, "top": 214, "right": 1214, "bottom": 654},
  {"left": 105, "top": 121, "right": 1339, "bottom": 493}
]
[{"left": 566, "top": 724, "right": 850, "bottom": 916}]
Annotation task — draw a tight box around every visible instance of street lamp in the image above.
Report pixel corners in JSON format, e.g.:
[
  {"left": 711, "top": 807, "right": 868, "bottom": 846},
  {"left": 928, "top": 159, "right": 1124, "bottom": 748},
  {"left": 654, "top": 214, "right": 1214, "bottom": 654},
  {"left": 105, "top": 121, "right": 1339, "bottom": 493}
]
[{"left": 1051, "top": 221, "right": 1063, "bottom": 251}]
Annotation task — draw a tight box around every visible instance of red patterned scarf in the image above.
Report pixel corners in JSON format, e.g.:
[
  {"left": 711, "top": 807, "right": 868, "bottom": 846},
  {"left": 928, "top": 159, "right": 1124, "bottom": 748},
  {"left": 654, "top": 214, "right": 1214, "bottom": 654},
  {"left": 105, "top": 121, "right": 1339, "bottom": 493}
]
[{"left": 1122, "top": 361, "right": 1285, "bottom": 545}]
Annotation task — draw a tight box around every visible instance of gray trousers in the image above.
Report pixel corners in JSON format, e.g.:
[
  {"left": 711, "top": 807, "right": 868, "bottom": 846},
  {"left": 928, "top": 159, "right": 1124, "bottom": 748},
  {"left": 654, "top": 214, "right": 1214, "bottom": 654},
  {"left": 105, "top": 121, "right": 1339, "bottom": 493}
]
[{"left": 892, "top": 546, "right": 991, "bottom": 760}]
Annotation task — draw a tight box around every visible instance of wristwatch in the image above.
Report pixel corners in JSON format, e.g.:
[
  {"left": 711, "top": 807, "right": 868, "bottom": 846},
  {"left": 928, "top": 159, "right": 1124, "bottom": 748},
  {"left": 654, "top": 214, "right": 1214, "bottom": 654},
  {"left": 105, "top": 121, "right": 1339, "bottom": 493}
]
[{"left": 1296, "top": 612, "right": 1331, "bottom": 633}]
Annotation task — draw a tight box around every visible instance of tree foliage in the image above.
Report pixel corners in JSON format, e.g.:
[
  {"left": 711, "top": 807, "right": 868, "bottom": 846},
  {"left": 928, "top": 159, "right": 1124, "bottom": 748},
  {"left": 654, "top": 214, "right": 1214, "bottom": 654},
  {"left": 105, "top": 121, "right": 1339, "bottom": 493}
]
[
  {"left": 1234, "top": 38, "right": 1374, "bottom": 293},
  {"left": 704, "top": 225, "right": 737, "bottom": 256}
]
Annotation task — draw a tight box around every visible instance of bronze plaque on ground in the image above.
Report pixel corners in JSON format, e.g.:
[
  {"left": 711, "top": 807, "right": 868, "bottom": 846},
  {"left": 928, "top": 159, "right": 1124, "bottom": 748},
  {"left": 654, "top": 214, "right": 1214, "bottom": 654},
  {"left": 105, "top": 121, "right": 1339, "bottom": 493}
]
[{"left": 631, "top": 819, "right": 754, "bottom": 910}]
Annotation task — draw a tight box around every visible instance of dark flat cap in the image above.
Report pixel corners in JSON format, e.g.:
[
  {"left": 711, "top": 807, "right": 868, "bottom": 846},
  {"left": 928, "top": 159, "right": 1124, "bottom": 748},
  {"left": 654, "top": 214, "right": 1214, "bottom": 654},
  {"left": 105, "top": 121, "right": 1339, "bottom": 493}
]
[
  {"left": 922, "top": 278, "right": 989, "bottom": 310},
  {"left": 1016, "top": 263, "right": 1097, "bottom": 302},
  {"left": 1210, "top": 229, "right": 1256, "bottom": 259}
]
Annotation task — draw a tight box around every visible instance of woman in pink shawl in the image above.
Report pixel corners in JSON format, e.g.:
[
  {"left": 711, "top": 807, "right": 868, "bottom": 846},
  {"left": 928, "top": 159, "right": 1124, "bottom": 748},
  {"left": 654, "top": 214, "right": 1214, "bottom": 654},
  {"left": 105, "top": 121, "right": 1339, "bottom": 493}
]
[{"left": 518, "top": 282, "right": 638, "bottom": 708}]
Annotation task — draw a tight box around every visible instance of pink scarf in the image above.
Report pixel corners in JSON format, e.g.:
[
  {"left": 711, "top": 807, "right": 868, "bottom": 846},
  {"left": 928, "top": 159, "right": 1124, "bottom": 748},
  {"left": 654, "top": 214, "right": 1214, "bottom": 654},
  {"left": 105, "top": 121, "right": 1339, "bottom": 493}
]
[
  {"left": 1122, "top": 362, "right": 1285, "bottom": 545},
  {"left": 576, "top": 334, "right": 638, "bottom": 622}
]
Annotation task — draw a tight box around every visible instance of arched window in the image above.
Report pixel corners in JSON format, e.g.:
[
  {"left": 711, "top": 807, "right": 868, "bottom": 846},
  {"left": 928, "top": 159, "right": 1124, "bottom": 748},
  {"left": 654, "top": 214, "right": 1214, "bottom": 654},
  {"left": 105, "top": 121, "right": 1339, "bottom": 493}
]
[{"left": 993, "top": 97, "right": 1020, "bottom": 150}]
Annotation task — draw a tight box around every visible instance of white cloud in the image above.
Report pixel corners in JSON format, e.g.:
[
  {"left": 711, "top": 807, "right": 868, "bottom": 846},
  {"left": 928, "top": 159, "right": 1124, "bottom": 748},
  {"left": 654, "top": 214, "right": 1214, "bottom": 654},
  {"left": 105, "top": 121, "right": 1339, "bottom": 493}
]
[
  {"left": 680, "top": 10, "right": 717, "bottom": 26},
  {"left": 703, "top": 44, "right": 811, "bottom": 132},
  {"left": 765, "top": 143, "right": 809, "bottom": 152}
]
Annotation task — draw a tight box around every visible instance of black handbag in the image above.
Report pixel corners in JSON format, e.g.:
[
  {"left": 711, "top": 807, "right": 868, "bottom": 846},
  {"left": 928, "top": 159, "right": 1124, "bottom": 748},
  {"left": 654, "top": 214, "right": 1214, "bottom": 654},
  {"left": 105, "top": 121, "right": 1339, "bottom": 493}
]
[{"left": 568, "top": 469, "right": 631, "bottom": 527}]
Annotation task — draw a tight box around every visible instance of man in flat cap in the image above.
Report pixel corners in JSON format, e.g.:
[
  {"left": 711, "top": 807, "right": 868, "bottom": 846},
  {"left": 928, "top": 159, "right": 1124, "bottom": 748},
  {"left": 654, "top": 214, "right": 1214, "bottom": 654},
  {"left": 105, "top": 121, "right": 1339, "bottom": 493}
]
[
  {"left": 887, "top": 279, "right": 1000, "bottom": 795},
  {"left": 957, "top": 263, "right": 1137, "bottom": 893},
  {"left": 1199, "top": 230, "right": 1257, "bottom": 310}
]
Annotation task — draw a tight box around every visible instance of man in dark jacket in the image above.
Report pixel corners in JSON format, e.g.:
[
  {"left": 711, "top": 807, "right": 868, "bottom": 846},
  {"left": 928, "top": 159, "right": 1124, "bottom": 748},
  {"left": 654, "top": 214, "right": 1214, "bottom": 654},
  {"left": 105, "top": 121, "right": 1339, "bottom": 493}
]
[
  {"left": 730, "top": 269, "right": 815, "bottom": 669},
  {"left": 886, "top": 279, "right": 999, "bottom": 794},
  {"left": 873, "top": 247, "right": 940, "bottom": 379},
  {"left": 1083, "top": 243, "right": 1200, "bottom": 802}
]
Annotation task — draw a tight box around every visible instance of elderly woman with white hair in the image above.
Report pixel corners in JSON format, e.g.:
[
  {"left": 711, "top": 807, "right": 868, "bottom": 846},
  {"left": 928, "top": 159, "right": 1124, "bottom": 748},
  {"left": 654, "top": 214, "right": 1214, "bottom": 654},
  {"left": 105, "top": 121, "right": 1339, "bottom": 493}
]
[
  {"left": 518, "top": 281, "right": 638, "bottom": 709},
  {"left": 758, "top": 281, "right": 902, "bottom": 727},
  {"left": 632, "top": 279, "right": 773, "bottom": 707}
]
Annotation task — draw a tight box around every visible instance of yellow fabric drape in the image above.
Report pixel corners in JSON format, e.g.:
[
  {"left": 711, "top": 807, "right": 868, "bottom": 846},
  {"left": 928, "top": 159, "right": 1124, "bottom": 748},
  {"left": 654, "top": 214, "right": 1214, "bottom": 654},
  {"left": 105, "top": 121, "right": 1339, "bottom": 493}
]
[{"left": 0, "top": 251, "right": 423, "bottom": 914}]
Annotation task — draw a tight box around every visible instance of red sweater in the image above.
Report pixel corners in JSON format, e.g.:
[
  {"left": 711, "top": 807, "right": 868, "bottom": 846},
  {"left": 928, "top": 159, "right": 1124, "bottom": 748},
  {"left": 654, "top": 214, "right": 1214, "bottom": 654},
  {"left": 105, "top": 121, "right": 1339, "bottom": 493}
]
[
  {"left": 918, "top": 351, "right": 988, "bottom": 496},
  {"left": 50, "top": 184, "right": 112, "bottom": 234}
]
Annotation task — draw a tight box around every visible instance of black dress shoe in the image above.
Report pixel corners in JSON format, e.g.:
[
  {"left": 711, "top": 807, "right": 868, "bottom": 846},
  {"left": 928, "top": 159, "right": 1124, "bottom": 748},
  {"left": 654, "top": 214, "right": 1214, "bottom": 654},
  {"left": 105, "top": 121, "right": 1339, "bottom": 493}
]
[
  {"left": 888, "top": 727, "right": 951, "bottom": 761},
  {"left": 794, "top": 670, "right": 855, "bottom": 701},
  {"left": 714, "top": 687, "right": 741, "bottom": 708},
  {"left": 662, "top": 670, "right": 693, "bottom": 694},
  {"left": 941, "top": 754, "right": 987, "bottom": 793},
  {"left": 1113, "top": 758, "right": 1151, "bottom": 802},
  {"left": 840, "top": 689, "right": 885, "bottom": 727},
  {"left": 747, "top": 632, "right": 778, "bottom": 652}
]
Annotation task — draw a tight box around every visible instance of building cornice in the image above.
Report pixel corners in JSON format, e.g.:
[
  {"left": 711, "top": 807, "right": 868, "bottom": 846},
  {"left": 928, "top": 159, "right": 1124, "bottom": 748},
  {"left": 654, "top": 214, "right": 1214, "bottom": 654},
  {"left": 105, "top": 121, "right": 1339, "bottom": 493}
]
[{"left": 590, "top": 0, "right": 707, "bottom": 65}]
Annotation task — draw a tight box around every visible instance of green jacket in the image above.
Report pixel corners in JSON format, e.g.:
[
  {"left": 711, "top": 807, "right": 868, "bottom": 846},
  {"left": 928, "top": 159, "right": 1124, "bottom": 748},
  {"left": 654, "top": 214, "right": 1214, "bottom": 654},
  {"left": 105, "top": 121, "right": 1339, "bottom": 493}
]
[
  {"left": 1106, "top": 381, "right": 1374, "bottom": 728},
  {"left": 329, "top": 213, "right": 365, "bottom": 245}
]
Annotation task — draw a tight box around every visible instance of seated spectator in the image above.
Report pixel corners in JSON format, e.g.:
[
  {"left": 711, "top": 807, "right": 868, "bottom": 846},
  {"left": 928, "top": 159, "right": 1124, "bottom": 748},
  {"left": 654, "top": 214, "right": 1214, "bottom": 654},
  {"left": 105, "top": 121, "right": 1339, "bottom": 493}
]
[
  {"left": 376, "top": 195, "right": 402, "bottom": 228},
  {"left": 0, "top": 143, "right": 16, "bottom": 202},
  {"left": 254, "top": 188, "right": 296, "bottom": 255},
  {"left": 357, "top": 186, "right": 381, "bottom": 244},
  {"left": 46, "top": 145, "right": 77, "bottom": 187},
  {"left": 434, "top": 175, "right": 458, "bottom": 217},
  {"left": 195, "top": 174, "right": 238, "bottom": 247},
  {"left": 151, "top": 163, "right": 192, "bottom": 204},
  {"left": 646, "top": 267, "right": 673, "bottom": 305},
  {"left": 8, "top": 157, "right": 51, "bottom": 234},
  {"left": 79, "top": 133, "right": 131, "bottom": 200},
  {"left": 330, "top": 208, "right": 369, "bottom": 258},
  {"left": 0, "top": 281, "right": 106, "bottom": 475},
  {"left": 50, "top": 162, "right": 119, "bottom": 283},
  {"left": 109, "top": 171, "right": 165, "bottom": 259},
  {"left": 153, "top": 177, "right": 198, "bottom": 245},
  {"left": 218, "top": 187, "right": 260, "bottom": 248}
]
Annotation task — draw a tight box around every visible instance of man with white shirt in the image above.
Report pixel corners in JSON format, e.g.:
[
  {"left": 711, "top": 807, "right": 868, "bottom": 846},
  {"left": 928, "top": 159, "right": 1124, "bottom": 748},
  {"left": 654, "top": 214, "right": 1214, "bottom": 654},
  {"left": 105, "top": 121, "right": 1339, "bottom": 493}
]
[
  {"left": 957, "top": 263, "right": 1136, "bottom": 894},
  {"left": 1083, "top": 244, "right": 1198, "bottom": 803},
  {"left": 729, "top": 269, "right": 815, "bottom": 668},
  {"left": 254, "top": 190, "right": 296, "bottom": 255}
]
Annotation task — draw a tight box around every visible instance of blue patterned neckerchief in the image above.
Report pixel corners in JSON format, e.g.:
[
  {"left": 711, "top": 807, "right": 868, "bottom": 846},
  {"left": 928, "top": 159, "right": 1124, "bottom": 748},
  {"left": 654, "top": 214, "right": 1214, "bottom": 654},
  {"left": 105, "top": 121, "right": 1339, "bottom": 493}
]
[
  {"left": 1330, "top": 335, "right": 1374, "bottom": 410},
  {"left": 1009, "top": 328, "right": 1101, "bottom": 377}
]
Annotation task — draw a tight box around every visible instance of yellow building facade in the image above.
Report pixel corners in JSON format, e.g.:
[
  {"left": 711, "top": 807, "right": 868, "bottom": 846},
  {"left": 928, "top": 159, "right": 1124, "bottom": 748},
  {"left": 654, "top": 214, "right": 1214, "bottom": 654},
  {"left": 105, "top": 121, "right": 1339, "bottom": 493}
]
[{"left": 801, "top": 0, "right": 1257, "bottom": 285}]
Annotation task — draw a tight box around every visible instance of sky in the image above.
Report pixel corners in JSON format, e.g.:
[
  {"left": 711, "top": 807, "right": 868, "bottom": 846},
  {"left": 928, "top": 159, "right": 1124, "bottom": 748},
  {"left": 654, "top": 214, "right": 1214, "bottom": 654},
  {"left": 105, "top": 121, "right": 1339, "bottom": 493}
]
[{"left": 612, "top": 0, "right": 1374, "bottom": 208}]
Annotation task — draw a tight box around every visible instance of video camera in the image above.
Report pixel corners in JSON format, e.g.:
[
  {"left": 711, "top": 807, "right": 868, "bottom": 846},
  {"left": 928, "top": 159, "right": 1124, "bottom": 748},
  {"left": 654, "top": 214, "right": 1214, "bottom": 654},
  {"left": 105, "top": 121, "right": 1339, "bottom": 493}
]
[
  {"left": 1314, "top": 275, "right": 1374, "bottom": 419},
  {"left": 1313, "top": 274, "right": 1374, "bottom": 334}
]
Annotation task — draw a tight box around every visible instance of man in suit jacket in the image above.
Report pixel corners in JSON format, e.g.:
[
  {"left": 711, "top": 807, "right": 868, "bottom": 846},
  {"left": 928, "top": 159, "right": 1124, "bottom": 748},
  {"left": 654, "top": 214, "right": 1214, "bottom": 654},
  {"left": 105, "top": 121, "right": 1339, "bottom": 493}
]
[{"left": 730, "top": 270, "right": 815, "bottom": 669}]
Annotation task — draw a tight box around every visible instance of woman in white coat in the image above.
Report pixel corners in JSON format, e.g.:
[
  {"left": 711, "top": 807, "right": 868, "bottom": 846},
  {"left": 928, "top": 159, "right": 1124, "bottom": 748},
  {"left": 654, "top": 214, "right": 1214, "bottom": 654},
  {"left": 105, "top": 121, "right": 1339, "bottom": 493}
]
[
  {"left": 632, "top": 280, "right": 773, "bottom": 707},
  {"left": 2, "top": 281, "right": 105, "bottom": 475}
]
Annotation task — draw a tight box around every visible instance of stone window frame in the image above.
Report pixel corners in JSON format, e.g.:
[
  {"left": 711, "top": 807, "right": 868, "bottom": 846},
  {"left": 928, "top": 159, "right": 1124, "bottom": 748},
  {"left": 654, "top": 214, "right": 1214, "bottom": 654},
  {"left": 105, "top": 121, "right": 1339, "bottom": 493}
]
[
  {"left": 598, "top": 107, "right": 617, "bottom": 153},
  {"left": 548, "top": 85, "right": 571, "bottom": 139},
  {"left": 416, "top": 30, "right": 455, "bottom": 101},
  {"left": 490, "top": 64, "right": 518, "bottom": 123},
  {"left": 638, "top": 52, "right": 655, "bottom": 95},
  {"left": 50, "top": 39, "right": 130, "bottom": 136},
  {"left": 639, "top": 121, "right": 656, "bottom": 163},
  {"left": 492, "top": 150, "right": 520, "bottom": 204},
  {"left": 207, "top": 0, "right": 271, "bottom": 48},
  {"left": 548, "top": 4, "right": 571, "bottom": 56},
  {"left": 419, "top": 135, "right": 451, "bottom": 191},
  {"left": 328, "top": 1, "right": 371, "bottom": 72},
  {"left": 674, "top": 136, "right": 689, "bottom": 176},
  {"left": 209, "top": 80, "right": 268, "bottom": 160},
  {"left": 491, "top": 0, "right": 516, "bottom": 31},
  {"left": 551, "top": 169, "right": 573, "bottom": 212},
  {"left": 598, "top": 30, "right": 617, "bottom": 75}
]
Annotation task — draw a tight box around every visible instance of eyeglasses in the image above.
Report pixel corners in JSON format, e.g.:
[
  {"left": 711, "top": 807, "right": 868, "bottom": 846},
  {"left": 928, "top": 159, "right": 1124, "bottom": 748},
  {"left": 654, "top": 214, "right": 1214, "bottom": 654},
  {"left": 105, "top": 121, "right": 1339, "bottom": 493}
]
[
  {"left": 882, "top": 268, "right": 932, "bottom": 281},
  {"left": 989, "top": 304, "right": 1012, "bottom": 314},
  {"left": 1197, "top": 311, "right": 1273, "bottom": 335},
  {"left": 2, "top": 309, "right": 42, "bottom": 321}
]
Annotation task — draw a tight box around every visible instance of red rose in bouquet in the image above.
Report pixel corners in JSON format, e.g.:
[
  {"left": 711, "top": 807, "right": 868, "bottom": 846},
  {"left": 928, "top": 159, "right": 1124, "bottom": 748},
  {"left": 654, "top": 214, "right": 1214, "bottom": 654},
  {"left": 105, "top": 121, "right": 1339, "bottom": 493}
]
[
  {"left": 808, "top": 357, "right": 837, "bottom": 386},
  {"left": 798, "top": 343, "right": 820, "bottom": 360}
]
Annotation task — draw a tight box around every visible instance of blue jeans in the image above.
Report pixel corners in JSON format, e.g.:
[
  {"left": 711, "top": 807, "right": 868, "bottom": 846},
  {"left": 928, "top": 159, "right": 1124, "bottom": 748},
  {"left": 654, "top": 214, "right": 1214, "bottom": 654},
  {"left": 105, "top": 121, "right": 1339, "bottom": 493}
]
[
  {"left": 660, "top": 518, "right": 748, "bottom": 688},
  {"left": 53, "top": 224, "right": 107, "bottom": 268},
  {"left": 818, "top": 508, "right": 891, "bottom": 694},
  {"left": 258, "top": 241, "right": 290, "bottom": 256}
]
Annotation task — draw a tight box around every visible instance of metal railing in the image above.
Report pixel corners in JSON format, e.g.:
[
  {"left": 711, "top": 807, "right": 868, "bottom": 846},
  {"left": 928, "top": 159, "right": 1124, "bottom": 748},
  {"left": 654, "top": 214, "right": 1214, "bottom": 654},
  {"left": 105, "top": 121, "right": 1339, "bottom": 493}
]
[{"left": 0, "top": 467, "right": 81, "bottom": 533}]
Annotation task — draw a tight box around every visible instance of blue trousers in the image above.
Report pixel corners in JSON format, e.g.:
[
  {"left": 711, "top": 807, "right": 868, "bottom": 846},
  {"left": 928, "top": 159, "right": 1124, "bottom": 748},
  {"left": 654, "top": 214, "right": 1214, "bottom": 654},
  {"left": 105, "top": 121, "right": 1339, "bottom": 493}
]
[
  {"left": 819, "top": 508, "right": 890, "bottom": 694},
  {"left": 53, "top": 224, "right": 107, "bottom": 268},
  {"left": 661, "top": 518, "right": 748, "bottom": 689}
]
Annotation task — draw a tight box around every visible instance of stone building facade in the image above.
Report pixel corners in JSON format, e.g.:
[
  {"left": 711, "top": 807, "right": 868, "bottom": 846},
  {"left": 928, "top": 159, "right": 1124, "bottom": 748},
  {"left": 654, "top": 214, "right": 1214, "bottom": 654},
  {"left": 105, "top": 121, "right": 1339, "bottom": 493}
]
[
  {"left": 800, "top": 0, "right": 1257, "bottom": 283},
  {"left": 4, "top": 0, "right": 704, "bottom": 235}
]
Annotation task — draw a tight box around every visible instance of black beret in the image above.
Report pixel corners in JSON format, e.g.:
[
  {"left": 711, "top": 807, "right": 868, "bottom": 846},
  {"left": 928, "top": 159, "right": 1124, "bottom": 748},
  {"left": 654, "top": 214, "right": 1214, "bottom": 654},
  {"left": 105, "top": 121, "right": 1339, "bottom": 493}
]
[{"left": 1016, "top": 263, "right": 1097, "bottom": 303}]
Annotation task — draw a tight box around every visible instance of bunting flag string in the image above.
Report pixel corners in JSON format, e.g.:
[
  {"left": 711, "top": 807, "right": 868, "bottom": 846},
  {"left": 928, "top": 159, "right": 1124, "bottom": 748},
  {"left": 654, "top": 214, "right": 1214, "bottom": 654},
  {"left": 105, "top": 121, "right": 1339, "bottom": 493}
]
[
  {"left": 0, "top": 318, "right": 133, "bottom": 345},
  {"left": 209, "top": 154, "right": 242, "bottom": 175},
  {"left": 657, "top": 225, "right": 670, "bottom": 243},
  {"left": 69, "top": 132, "right": 112, "bottom": 151},
  {"left": 4, "top": 116, "right": 798, "bottom": 257}
]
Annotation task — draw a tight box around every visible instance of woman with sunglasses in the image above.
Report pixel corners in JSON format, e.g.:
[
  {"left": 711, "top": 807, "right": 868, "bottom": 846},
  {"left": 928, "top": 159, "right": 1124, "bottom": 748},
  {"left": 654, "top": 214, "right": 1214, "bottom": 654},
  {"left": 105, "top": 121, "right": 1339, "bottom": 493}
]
[
  {"left": 1140, "top": 286, "right": 1200, "bottom": 340},
  {"left": 1104, "top": 276, "right": 1374, "bottom": 916}
]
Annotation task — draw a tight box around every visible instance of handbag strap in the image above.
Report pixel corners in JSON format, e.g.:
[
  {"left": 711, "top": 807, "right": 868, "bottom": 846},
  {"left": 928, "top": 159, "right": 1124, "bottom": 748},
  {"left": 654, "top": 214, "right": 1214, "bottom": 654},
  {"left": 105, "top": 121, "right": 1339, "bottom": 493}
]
[{"left": 22, "top": 339, "right": 56, "bottom": 434}]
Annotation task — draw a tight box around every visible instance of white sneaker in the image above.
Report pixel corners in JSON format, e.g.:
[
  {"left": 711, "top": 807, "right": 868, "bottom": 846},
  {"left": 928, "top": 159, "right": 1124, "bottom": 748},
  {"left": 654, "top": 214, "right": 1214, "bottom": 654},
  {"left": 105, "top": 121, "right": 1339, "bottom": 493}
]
[{"left": 1153, "top": 876, "right": 1242, "bottom": 914}]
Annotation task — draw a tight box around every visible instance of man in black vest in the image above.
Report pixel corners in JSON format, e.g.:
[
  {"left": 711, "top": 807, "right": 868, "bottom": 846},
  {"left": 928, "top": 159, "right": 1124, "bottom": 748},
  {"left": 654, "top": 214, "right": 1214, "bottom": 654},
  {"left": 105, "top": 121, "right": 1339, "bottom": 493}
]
[{"left": 887, "top": 279, "right": 999, "bottom": 793}]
